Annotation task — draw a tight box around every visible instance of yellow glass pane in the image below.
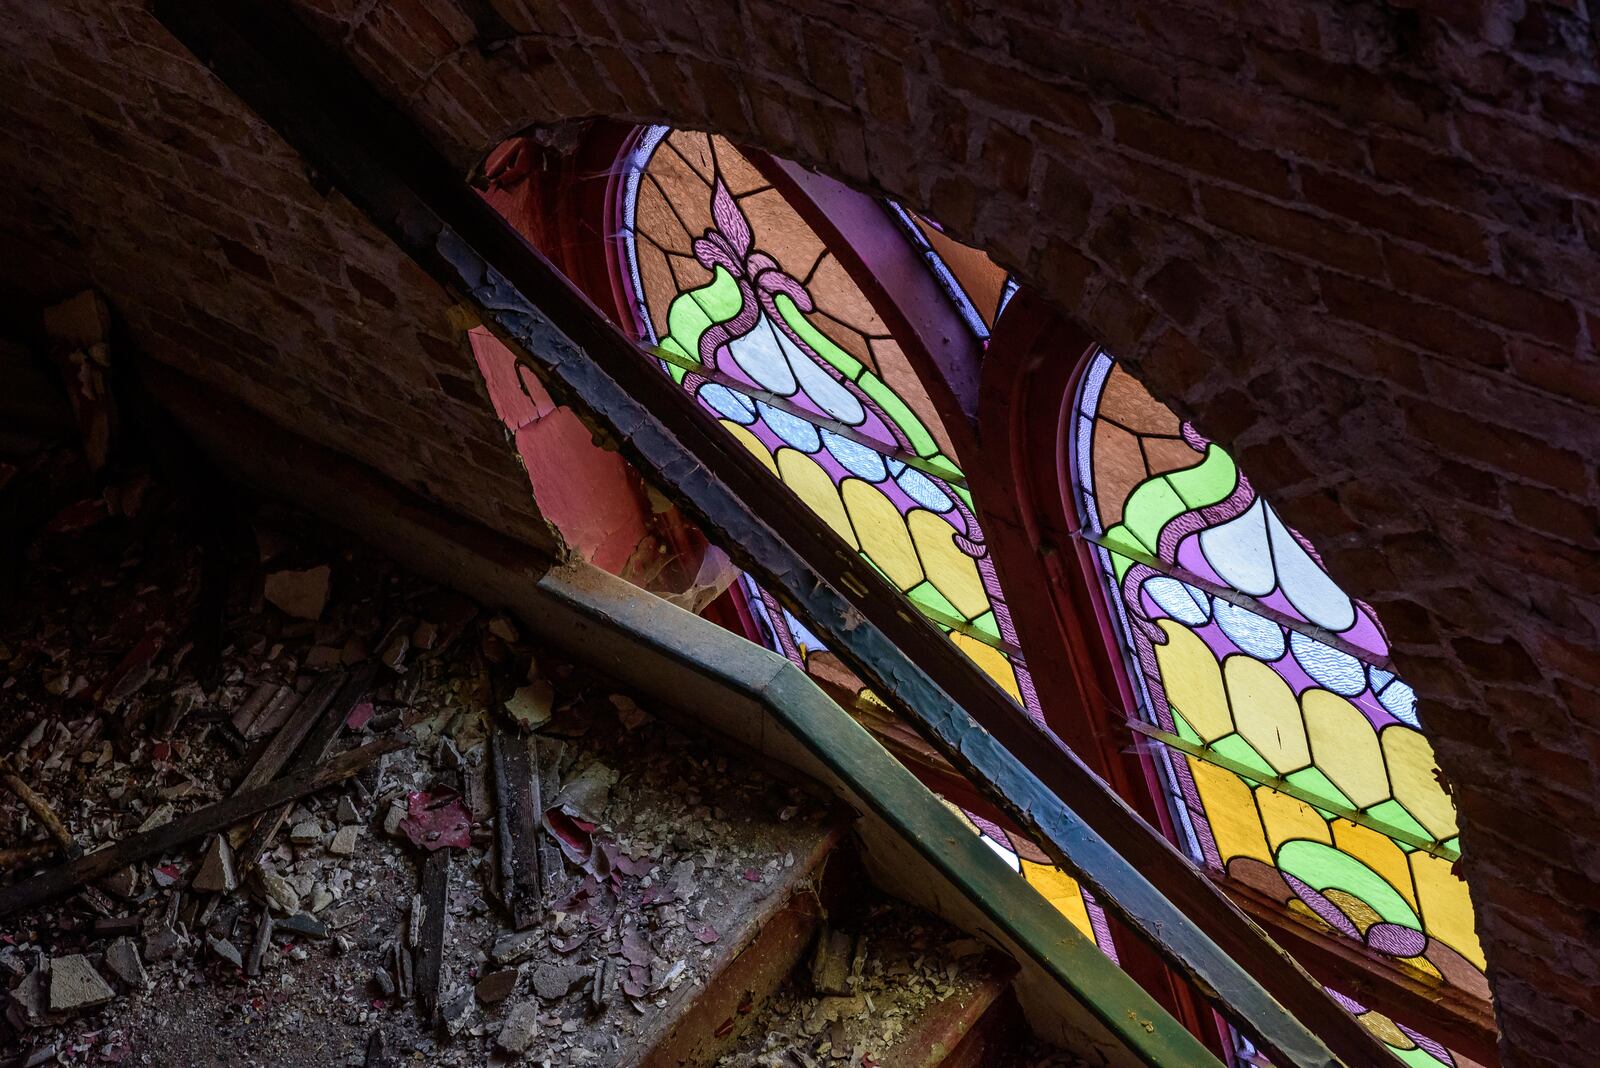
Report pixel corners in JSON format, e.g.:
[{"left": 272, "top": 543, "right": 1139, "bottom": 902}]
[
  {"left": 1226, "top": 656, "right": 1310, "bottom": 774},
  {"left": 1333, "top": 820, "right": 1418, "bottom": 913},
  {"left": 841, "top": 478, "right": 923, "bottom": 592},
  {"left": 775, "top": 448, "right": 858, "bottom": 549},
  {"left": 1383, "top": 727, "right": 1458, "bottom": 841},
  {"left": 720, "top": 420, "right": 778, "bottom": 477},
  {"left": 907, "top": 509, "right": 989, "bottom": 620},
  {"left": 951, "top": 631, "right": 1022, "bottom": 703},
  {"left": 1304, "top": 689, "right": 1390, "bottom": 809},
  {"left": 1187, "top": 757, "right": 1273, "bottom": 866},
  {"left": 1256, "top": 784, "right": 1332, "bottom": 852},
  {"left": 1411, "top": 850, "right": 1485, "bottom": 970},
  {"left": 1153, "top": 620, "right": 1233, "bottom": 743},
  {"left": 1022, "top": 859, "right": 1097, "bottom": 944}
]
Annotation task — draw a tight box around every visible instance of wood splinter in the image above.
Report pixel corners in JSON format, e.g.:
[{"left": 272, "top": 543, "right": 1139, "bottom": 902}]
[
  {"left": 1, "top": 762, "right": 80, "bottom": 859},
  {"left": 0, "top": 738, "right": 403, "bottom": 919}
]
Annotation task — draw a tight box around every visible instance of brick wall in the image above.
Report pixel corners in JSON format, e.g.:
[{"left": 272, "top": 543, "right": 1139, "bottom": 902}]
[
  {"left": 0, "top": 1, "right": 556, "bottom": 551},
  {"left": 2, "top": 1, "right": 1598, "bottom": 1062}
]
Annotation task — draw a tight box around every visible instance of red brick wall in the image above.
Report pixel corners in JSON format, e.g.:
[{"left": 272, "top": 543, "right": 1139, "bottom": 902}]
[
  {"left": 0, "top": 1, "right": 556, "bottom": 551},
  {"left": 3, "top": 1, "right": 1598, "bottom": 1062}
]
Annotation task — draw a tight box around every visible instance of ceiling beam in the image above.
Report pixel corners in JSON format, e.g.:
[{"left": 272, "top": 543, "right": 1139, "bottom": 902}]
[{"left": 150, "top": 3, "right": 1397, "bottom": 1064}]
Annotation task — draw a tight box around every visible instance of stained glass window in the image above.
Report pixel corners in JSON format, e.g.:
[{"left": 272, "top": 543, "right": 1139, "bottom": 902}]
[
  {"left": 617, "top": 125, "right": 1116, "bottom": 950},
  {"left": 620, "top": 127, "right": 1034, "bottom": 717},
  {"left": 1070, "top": 350, "right": 1486, "bottom": 1004}
]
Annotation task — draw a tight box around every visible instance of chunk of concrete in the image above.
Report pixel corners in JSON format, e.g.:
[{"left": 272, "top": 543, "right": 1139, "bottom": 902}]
[
  {"left": 49, "top": 955, "right": 115, "bottom": 1011},
  {"left": 475, "top": 968, "right": 517, "bottom": 1004},
  {"left": 496, "top": 1000, "right": 539, "bottom": 1056},
  {"left": 105, "top": 937, "right": 149, "bottom": 991},
  {"left": 263, "top": 565, "right": 330, "bottom": 621},
  {"left": 192, "top": 834, "right": 238, "bottom": 893},
  {"left": 328, "top": 825, "right": 359, "bottom": 856}
]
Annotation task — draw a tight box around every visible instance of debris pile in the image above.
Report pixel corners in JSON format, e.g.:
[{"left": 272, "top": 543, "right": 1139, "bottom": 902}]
[
  {"left": 0, "top": 480, "right": 832, "bottom": 1066},
  {"left": 718, "top": 903, "right": 1083, "bottom": 1068}
]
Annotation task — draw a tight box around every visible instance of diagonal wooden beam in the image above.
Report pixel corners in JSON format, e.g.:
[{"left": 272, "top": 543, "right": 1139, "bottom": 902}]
[{"left": 150, "top": 4, "right": 1395, "bottom": 1064}]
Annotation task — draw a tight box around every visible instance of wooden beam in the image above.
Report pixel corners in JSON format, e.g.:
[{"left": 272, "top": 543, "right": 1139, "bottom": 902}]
[
  {"left": 488, "top": 719, "right": 543, "bottom": 930},
  {"left": 0, "top": 739, "right": 402, "bottom": 919},
  {"left": 148, "top": 5, "right": 1394, "bottom": 1064},
  {"left": 412, "top": 849, "right": 450, "bottom": 1023}
]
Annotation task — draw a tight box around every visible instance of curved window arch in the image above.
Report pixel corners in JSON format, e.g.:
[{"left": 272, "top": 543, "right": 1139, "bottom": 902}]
[
  {"left": 477, "top": 119, "right": 1490, "bottom": 1060},
  {"left": 619, "top": 126, "right": 1029, "bottom": 709},
  {"left": 613, "top": 124, "right": 1129, "bottom": 955},
  {"left": 1068, "top": 350, "right": 1486, "bottom": 1016}
]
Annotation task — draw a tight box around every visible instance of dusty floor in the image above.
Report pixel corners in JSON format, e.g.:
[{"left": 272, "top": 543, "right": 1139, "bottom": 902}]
[{"left": 0, "top": 485, "right": 835, "bottom": 1067}]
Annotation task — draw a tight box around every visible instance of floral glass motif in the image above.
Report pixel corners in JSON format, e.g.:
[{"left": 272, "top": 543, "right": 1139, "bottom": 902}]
[
  {"left": 619, "top": 126, "right": 1111, "bottom": 950},
  {"left": 620, "top": 127, "right": 1033, "bottom": 715},
  {"left": 1071, "top": 350, "right": 1486, "bottom": 1002}
]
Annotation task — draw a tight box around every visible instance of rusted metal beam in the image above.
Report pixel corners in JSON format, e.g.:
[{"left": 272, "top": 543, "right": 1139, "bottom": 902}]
[{"left": 150, "top": 4, "right": 1392, "bottom": 1064}]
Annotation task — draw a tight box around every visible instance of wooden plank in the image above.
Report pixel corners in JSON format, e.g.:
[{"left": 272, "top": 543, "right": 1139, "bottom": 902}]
[
  {"left": 535, "top": 737, "right": 564, "bottom": 899},
  {"left": 0, "top": 739, "right": 402, "bottom": 919},
  {"left": 236, "top": 665, "right": 375, "bottom": 879},
  {"left": 412, "top": 849, "right": 450, "bottom": 1022},
  {"left": 237, "top": 674, "right": 341, "bottom": 792},
  {"left": 488, "top": 719, "right": 541, "bottom": 930}
]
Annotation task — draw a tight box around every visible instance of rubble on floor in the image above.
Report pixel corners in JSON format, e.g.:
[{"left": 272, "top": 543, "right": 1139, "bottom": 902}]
[
  {"left": 715, "top": 900, "right": 1066, "bottom": 1067},
  {"left": 0, "top": 478, "right": 833, "bottom": 1066}
]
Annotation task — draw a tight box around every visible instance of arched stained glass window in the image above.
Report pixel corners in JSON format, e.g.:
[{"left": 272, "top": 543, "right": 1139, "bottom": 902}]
[
  {"left": 620, "top": 127, "right": 1031, "bottom": 714},
  {"left": 616, "top": 126, "right": 1118, "bottom": 952},
  {"left": 1070, "top": 350, "right": 1486, "bottom": 1004}
]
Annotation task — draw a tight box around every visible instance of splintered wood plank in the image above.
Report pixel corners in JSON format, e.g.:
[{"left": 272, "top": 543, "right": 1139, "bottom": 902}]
[
  {"left": 0, "top": 739, "right": 402, "bottom": 919},
  {"left": 236, "top": 664, "right": 376, "bottom": 879},
  {"left": 535, "top": 737, "right": 564, "bottom": 899},
  {"left": 488, "top": 719, "right": 541, "bottom": 930},
  {"left": 238, "top": 674, "right": 340, "bottom": 792},
  {"left": 412, "top": 849, "right": 450, "bottom": 1023}
]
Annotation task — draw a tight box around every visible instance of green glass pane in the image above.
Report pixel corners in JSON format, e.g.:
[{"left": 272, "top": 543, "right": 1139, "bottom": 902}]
[
  {"left": 688, "top": 264, "right": 744, "bottom": 324},
  {"left": 1285, "top": 767, "right": 1355, "bottom": 812},
  {"left": 1115, "top": 474, "right": 1189, "bottom": 555},
  {"left": 1393, "top": 1047, "right": 1449, "bottom": 1068},
  {"left": 970, "top": 610, "right": 1001, "bottom": 644},
  {"left": 907, "top": 579, "right": 964, "bottom": 625},
  {"left": 1276, "top": 840, "right": 1421, "bottom": 929},
  {"left": 667, "top": 288, "right": 713, "bottom": 361},
  {"left": 775, "top": 294, "right": 864, "bottom": 379},
  {"left": 1172, "top": 709, "right": 1204, "bottom": 747},
  {"left": 859, "top": 373, "right": 940, "bottom": 460},
  {"left": 1365, "top": 799, "right": 1436, "bottom": 845},
  {"left": 1211, "top": 733, "right": 1277, "bottom": 780},
  {"left": 1166, "top": 444, "right": 1238, "bottom": 512}
]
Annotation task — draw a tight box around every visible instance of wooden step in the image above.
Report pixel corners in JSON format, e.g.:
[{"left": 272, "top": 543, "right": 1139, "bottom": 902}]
[
  {"left": 704, "top": 897, "right": 1032, "bottom": 1068},
  {"left": 619, "top": 817, "right": 849, "bottom": 1068},
  {"left": 879, "top": 954, "right": 1019, "bottom": 1068}
]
